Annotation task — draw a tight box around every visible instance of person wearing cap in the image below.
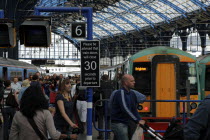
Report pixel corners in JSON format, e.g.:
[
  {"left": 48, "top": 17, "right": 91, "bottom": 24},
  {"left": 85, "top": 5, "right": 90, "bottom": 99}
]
[{"left": 18, "top": 80, "right": 30, "bottom": 103}]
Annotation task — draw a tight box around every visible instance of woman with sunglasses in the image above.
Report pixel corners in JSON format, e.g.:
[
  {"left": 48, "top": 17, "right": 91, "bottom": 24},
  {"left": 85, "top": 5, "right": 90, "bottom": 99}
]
[{"left": 54, "top": 79, "right": 78, "bottom": 139}]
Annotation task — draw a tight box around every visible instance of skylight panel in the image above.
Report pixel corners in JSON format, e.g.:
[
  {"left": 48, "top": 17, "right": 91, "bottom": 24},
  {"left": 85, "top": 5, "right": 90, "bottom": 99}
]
[{"left": 93, "top": 27, "right": 109, "bottom": 37}]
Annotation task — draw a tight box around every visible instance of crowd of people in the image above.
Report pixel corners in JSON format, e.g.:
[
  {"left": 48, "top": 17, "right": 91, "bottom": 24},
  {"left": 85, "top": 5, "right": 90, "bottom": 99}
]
[
  {"left": 0, "top": 72, "right": 84, "bottom": 140},
  {"left": 4, "top": 72, "right": 206, "bottom": 140},
  {"left": 0, "top": 71, "right": 148, "bottom": 140}
]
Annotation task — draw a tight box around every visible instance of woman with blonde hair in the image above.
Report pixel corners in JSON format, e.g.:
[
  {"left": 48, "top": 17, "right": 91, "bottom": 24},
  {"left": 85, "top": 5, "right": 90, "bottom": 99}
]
[{"left": 54, "top": 79, "right": 78, "bottom": 139}]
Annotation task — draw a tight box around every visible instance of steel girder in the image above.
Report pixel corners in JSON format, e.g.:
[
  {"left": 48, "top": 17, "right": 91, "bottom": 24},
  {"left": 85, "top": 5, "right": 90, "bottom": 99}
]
[
  {"left": 95, "top": 13, "right": 127, "bottom": 35},
  {"left": 93, "top": 32, "right": 101, "bottom": 40},
  {"left": 118, "top": 1, "right": 154, "bottom": 28},
  {"left": 190, "top": 0, "right": 207, "bottom": 11},
  {"left": 133, "top": 0, "right": 170, "bottom": 23},
  {"left": 158, "top": 0, "right": 187, "bottom": 17},
  {"left": 106, "top": 7, "right": 141, "bottom": 31},
  {"left": 94, "top": 24, "right": 114, "bottom": 37}
]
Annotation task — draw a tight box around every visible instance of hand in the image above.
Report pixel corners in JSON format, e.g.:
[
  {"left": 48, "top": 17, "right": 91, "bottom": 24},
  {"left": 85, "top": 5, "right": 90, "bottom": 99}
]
[
  {"left": 139, "top": 120, "right": 146, "bottom": 125},
  {"left": 14, "top": 91, "right": 19, "bottom": 95},
  {"left": 70, "top": 123, "right": 78, "bottom": 128},
  {"left": 70, "top": 134, "right": 78, "bottom": 140}
]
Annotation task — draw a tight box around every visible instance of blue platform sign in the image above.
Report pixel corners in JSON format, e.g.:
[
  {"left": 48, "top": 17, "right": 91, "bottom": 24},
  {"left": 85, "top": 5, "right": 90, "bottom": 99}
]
[{"left": 80, "top": 40, "right": 100, "bottom": 87}]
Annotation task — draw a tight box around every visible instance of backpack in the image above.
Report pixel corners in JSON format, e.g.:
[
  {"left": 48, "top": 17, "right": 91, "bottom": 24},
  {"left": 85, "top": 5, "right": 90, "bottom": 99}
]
[
  {"left": 163, "top": 118, "right": 184, "bottom": 140},
  {"left": 5, "top": 90, "right": 19, "bottom": 108}
]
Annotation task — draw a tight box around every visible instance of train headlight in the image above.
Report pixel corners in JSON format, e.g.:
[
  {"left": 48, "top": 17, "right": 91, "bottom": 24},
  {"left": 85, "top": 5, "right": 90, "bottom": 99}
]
[
  {"left": 190, "top": 102, "right": 197, "bottom": 109},
  {"left": 137, "top": 105, "right": 143, "bottom": 110}
]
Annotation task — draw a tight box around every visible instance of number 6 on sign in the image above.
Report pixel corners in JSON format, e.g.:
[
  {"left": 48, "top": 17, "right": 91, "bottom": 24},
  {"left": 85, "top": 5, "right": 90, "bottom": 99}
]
[
  {"left": 72, "top": 23, "right": 86, "bottom": 38},
  {"left": 84, "top": 61, "right": 97, "bottom": 70}
]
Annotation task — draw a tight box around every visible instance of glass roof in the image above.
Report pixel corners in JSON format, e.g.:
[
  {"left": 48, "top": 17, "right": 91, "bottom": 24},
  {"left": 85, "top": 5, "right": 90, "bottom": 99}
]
[{"left": 37, "top": 0, "right": 210, "bottom": 41}]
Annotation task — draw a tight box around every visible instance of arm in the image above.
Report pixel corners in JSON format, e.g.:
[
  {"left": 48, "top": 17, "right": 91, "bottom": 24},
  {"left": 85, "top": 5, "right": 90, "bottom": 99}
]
[
  {"left": 57, "top": 100, "right": 78, "bottom": 128},
  {"left": 132, "top": 90, "right": 146, "bottom": 103},
  {"left": 14, "top": 91, "right": 19, "bottom": 105},
  {"left": 9, "top": 114, "right": 19, "bottom": 140},
  {"left": 118, "top": 90, "right": 140, "bottom": 123},
  {"left": 45, "top": 110, "right": 65, "bottom": 139}
]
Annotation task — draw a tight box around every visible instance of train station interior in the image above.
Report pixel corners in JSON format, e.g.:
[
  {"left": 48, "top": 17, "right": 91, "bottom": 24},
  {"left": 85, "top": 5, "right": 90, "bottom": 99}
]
[
  {"left": 0, "top": 0, "right": 210, "bottom": 140},
  {"left": 0, "top": 0, "right": 209, "bottom": 73}
]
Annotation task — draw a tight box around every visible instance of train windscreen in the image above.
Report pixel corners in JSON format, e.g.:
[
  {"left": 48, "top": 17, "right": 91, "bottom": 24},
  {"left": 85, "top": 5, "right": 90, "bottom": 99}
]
[
  {"left": 133, "top": 62, "right": 151, "bottom": 95},
  {"left": 179, "top": 62, "right": 197, "bottom": 95},
  {"left": 205, "top": 66, "right": 210, "bottom": 91}
]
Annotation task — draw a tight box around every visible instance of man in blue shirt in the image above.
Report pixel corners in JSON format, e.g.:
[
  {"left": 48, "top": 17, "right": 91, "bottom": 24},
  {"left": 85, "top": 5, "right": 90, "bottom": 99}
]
[{"left": 110, "top": 74, "right": 146, "bottom": 140}]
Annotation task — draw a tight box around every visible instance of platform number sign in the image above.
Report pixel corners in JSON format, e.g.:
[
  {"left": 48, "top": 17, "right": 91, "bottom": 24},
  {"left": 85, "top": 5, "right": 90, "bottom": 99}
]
[
  {"left": 80, "top": 41, "right": 100, "bottom": 87},
  {"left": 72, "top": 23, "right": 86, "bottom": 38}
]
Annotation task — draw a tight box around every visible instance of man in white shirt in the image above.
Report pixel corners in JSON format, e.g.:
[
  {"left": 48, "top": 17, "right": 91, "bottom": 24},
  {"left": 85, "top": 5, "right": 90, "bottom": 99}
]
[{"left": 11, "top": 77, "right": 21, "bottom": 92}]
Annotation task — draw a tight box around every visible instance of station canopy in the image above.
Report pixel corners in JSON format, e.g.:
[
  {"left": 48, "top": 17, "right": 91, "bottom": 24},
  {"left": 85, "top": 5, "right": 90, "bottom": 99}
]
[{"left": 36, "top": 0, "right": 210, "bottom": 44}]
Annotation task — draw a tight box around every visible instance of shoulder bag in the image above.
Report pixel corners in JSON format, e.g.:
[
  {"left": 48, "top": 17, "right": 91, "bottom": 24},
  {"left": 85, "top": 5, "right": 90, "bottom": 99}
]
[
  {"left": 27, "top": 118, "right": 45, "bottom": 140},
  {"left": 5, "top": 89, "right": 18, "bottom": 108}
]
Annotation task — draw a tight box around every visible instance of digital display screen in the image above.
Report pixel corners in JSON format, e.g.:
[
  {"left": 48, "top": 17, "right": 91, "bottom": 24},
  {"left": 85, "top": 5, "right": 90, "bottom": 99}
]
[
  {"left": 0, "top": 24, "right": 10, "bottom": 47},
  {"left": 25, "top": 26, "right": 47, "bottom": 47},
  {"left": 135, "top": 67, "right": 148, "bottom": 71}
]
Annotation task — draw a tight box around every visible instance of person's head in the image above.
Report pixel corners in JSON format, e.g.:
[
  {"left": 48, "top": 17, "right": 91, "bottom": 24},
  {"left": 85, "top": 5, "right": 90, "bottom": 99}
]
[
  {"left": 121, "top": 74, "right": 135, "bottom": 90},
  {"left": 18, "top": 77, "right": 22, "bottom": 82},
  {"left": 20, "top": 86, "right": 48, "bottom": 118},
  {"left": 53, "top": 73, "right": 57, "bottom": 78},
  {"left": 59, "top": 79, "right": 71, "bottom": 94},
  {"left": 4, "top": 80, "right": 11, "bottom": 88},
  {"left": 22, "top": 80, "right": 30, "bottom": 87},
  {"left": 59, "top": 74, "right": 63, "bottom": 79},
  {"left": 29, "top": 75, "right": 33, "bottom": 81},
  {"left": 101, "top": 74, "right": 109, "bottom": 81},
  {"left": 36, "top": 72, "right": 40, "bottom": 77},
  {"left": 76, "top": 79, "right": 80, "bottom": 84},
  {"left": 32, "top": 74, "right": 39, "bottom": 81},
  {"left": 13, "top": 77, "right": 18, "bottom": 83}
]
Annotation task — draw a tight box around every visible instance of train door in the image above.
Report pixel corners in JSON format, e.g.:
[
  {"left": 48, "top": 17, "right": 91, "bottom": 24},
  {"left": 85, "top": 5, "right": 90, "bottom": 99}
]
[
  {"left": 24, "top": 69, "right": 27, "bottom": 79},
  {"left": 3, "top": 67, "right": 7, "bottom": 80},
  {"left": 151, "top": 55, "right": 179, "bottom": 117},
  {"left": 205, "top": 65, "right": 210, "bottom": 96},
  {"left": 156, "top": 63, "right": 176, "bottom": 117}
]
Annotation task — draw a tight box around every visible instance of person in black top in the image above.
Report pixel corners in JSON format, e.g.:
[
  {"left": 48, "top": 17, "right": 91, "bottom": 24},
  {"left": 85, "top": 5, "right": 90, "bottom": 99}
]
[
  {"left": 53, "top": 79, "right": 78, "bottom": 139},
  {"left": 1, "top": 80, "right": 18, "bottom": 140},
  {"left": 93, "top": 74, "right": 115, "bottom": 139}
]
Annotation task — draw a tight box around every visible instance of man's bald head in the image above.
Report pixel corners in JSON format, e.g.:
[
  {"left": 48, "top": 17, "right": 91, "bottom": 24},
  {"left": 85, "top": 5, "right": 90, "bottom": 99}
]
[{"left": 121, "top": 74, "right": 135, "bottom": 90}]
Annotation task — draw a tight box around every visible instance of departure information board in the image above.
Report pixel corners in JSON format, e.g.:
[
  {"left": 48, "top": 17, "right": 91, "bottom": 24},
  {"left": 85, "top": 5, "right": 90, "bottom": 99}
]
[{"left": 80, "top": 40, "right": 100, "bottom": 87}]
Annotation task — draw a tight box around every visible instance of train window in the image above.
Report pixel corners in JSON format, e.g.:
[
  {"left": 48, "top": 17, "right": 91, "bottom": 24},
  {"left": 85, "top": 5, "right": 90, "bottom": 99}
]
[
  {"left": 17, "top": 72, "right": 22, "bottom": 77},
  {"left": 179, "top": 63, "right": 197, "bottom": 95},
  {"left": 10, "top": 71, "right": 16, "bottom": 77},
  {"left": 28, "top": 72, "right": 35, "bottom": 77},
  {"left": 133, "top": 62, "right": 151, "bottom": 95},
  {"left": 205, "top": 67, "right": 210, "bottom": 91}
]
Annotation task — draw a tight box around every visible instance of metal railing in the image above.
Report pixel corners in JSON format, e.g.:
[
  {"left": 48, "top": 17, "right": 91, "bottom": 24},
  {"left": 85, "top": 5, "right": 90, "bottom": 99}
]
[{"left": 93, "top": 99, "right": 202, "bottom": 139}]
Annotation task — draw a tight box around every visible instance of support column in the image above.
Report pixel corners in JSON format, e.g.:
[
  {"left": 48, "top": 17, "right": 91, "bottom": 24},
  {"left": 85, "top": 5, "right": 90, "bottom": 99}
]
[
  {"left": 179, "top": 29, "right": 189, "bottom": 51},
  {"left": 197, "top": 24, "right": 207, "bottom": 55}
]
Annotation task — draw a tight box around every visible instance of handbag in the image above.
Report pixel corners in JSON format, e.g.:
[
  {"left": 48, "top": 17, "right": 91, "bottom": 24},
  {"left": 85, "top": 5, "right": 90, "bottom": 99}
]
[
  {"left": 27, "top": 118, "right": 44, "bottom": 140},
  {"left": 131, "top": 125, "right": 144, "bottom": 140},
  {"left": 5, "top": 90, "right": 18, "bottom": 108}
]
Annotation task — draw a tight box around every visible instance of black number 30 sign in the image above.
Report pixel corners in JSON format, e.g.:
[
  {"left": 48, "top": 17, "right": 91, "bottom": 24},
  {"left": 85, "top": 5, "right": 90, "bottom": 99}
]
[{"left": 71, "top": 23, "right": 86, "bottom": 38}]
